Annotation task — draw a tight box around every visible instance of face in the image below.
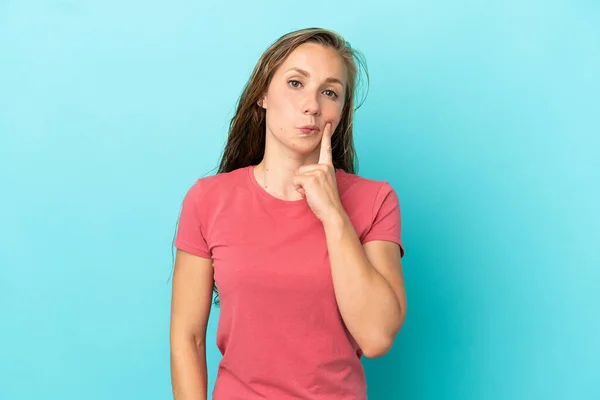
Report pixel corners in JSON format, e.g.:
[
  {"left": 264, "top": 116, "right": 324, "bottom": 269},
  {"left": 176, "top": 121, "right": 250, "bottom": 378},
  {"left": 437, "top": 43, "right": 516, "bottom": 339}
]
[{"left": 259, "top": 42, "right": 347, "bottom": 156}]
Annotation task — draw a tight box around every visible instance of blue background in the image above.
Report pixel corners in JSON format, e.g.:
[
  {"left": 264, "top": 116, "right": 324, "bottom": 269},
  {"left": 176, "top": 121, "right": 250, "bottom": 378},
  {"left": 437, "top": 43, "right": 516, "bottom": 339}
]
[{"left": 1, "top": 0, "right": 598, "bottom": 399}]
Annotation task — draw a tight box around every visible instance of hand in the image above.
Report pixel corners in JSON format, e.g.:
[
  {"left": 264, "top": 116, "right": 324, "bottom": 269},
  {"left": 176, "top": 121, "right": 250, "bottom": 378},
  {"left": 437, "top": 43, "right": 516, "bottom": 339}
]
[{"left": 293, "top": 123, "right": 345, "bottom": 224}]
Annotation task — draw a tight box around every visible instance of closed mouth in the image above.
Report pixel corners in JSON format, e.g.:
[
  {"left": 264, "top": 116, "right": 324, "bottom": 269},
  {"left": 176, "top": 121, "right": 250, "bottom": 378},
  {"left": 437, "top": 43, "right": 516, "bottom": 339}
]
[{"left": 299, "top": 125, "right": 319, "bottom": 132}]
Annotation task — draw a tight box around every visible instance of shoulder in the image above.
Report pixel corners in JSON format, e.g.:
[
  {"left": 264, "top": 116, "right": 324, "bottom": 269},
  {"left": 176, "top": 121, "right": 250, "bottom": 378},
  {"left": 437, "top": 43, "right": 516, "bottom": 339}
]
[
  {"left": 336, "top": 169, "right": 401, "bottom": 221},
  {"left": 336, "top": 169, "right": 397, "bottom": 199},
  {"left": 336, "top": 170, "right": 403, "bottom": 249},
  {"left": 183, "top": 166, "right": 248, "bottom": 200}
]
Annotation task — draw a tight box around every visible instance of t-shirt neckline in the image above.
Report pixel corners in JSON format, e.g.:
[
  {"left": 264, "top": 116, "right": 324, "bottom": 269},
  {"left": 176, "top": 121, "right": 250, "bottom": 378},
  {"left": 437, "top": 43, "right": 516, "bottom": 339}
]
[
  {"left": 246, "top": 165, "right": 309, "bottom": 207},
  {"left": 245, "top": 165, "right": 353, "bottom": 208}
]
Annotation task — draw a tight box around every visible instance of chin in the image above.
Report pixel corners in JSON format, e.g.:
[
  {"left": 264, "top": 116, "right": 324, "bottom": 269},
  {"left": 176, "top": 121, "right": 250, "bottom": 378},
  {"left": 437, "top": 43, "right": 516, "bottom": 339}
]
[{"left": 288, "top": 139, "right": 319, "bottom": 155}]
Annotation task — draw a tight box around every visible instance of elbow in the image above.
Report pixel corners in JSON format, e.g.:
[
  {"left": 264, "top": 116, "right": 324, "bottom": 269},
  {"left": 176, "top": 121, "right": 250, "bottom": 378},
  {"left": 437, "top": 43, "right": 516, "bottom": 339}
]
[
  {"left": 170, "top": 327, "right": 206, "bottom": 352},
  {"left": 361, "top": 314, "right": 406, "bottom": 359},
  {"left": 360, "top": 330, "right": 397, "bottom": 358},
  {"left": 362, "top": 341, "right": 393, "bottom": 358}
]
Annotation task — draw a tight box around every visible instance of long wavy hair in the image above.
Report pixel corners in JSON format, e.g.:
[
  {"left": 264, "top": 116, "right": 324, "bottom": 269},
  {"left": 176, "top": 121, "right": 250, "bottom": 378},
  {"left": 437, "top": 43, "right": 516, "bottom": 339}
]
[{"left": 172, "top": 28, "right": 369, "bottom": 305}]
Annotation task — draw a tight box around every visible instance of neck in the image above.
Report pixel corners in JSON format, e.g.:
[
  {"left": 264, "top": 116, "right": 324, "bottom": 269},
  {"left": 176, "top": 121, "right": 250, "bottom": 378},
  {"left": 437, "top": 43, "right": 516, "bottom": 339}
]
[
  {"left": 254, "top": 127, "right": 321, "bottom": 201},
  {"left": 253, "top": 158, "right": 308, "bottom": 201}
]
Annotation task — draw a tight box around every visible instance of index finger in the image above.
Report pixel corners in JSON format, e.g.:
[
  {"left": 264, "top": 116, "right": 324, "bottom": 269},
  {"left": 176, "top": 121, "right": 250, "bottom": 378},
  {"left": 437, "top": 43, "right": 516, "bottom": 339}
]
[{"left": 318, "top": 123, "right": 333, "bottom": 166}]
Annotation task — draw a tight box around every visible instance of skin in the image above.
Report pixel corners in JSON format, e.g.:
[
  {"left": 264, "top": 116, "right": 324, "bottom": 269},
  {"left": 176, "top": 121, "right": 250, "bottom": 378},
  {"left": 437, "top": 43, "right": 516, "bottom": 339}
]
[
  {"left": 170, "top": 42, "right": 407, "bottom": 400},
  {"left": 254, "top": 42, "right": 346, "bottom": 201}
]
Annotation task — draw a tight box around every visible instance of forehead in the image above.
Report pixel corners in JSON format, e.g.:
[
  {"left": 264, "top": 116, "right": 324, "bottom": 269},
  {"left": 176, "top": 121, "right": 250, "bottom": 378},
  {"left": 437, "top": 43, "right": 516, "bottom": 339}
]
[{"left": 278, "top": 43, "right": 347, "bottom": 83}]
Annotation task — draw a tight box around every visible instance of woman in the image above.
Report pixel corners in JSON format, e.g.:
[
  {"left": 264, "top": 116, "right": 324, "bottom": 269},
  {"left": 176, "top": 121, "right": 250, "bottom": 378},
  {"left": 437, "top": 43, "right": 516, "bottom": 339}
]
[{"left": 170, "top": 27, "right": 407, "bottom": 400}]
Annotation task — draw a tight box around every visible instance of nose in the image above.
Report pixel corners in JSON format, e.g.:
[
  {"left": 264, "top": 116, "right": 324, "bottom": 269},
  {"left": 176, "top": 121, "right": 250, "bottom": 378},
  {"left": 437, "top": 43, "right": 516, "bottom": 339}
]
[{"left": 302, "top": 92, "right": 321, "bottom": 116}]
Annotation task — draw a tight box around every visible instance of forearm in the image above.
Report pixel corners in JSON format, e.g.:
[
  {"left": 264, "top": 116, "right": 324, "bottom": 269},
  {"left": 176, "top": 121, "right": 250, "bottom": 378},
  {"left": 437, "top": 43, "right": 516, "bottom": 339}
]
[
  {"left": 170, "top": 336, "right": 208, "bottom": 400},
  {"left": 323, "top": 210, "right": 403, "bottom": 357}
]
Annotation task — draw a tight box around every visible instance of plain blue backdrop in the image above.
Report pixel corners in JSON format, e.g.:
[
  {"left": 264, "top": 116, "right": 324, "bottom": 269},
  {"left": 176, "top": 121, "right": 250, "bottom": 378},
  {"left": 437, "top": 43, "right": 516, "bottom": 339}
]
[{"left": 1, "top": 0, "right": 598, "bottom": 399}]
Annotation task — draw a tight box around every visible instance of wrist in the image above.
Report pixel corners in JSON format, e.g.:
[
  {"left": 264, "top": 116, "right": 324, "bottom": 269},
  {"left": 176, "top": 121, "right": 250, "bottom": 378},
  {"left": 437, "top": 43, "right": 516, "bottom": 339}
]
[{"left": 322, "top": 207, "right": 349, "bottom": 232}]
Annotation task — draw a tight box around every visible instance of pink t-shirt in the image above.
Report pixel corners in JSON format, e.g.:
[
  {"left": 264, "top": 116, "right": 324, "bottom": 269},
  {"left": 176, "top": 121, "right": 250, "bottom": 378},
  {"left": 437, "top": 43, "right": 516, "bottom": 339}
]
[{"left": 175, "top": 165, "right": 404, "bottom": 400}]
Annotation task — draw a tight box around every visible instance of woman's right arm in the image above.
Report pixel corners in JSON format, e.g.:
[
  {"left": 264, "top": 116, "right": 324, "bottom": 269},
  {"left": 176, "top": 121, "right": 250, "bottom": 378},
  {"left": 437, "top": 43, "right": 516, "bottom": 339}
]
[{"left": 170, "top": 249, "right": 215, "bottom": 400}]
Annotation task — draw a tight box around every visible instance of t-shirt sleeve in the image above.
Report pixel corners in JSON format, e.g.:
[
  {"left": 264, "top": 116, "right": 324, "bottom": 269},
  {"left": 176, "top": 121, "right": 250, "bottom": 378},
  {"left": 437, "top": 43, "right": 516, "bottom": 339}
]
[
  {"left": 174, "top": 180, "right": 211, "bottom": 258},
  {"left": 361, "top": 182, "right": 405, "bottom": 258}
]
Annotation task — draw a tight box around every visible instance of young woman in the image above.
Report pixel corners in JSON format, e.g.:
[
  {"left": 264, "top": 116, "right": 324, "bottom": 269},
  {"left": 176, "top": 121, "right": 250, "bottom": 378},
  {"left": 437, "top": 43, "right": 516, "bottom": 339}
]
[{"left": 170, "top": 27, "right": 407, "bottom": 400}]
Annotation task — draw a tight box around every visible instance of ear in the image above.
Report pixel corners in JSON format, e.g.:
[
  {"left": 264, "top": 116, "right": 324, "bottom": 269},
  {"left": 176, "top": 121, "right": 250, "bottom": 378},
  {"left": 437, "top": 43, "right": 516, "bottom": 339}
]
[{"left": 257, "top": 93, "right": 267, "bottom": 109}]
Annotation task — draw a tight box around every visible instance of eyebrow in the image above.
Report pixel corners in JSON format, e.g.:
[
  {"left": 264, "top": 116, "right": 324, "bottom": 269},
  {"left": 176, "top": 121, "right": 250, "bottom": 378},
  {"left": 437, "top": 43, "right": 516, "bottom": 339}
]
[{"left": 286, "top": 67, "right": 345, "bottom": 87}]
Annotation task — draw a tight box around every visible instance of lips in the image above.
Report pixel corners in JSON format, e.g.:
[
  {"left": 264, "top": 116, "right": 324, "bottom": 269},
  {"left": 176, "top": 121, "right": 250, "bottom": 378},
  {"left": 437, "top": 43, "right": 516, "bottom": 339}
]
[{"left": 299, "top": 125, "right": 319, "bottom": 134}]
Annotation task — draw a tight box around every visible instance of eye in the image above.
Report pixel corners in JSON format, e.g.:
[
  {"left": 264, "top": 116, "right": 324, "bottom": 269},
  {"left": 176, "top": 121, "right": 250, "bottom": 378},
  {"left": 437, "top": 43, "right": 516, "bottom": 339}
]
[
  {"left": 288, "top": 80, "right": 302, "bottom": 88},
  {"left": 323, "top": 89, "right": 339, "bottom": 99}
]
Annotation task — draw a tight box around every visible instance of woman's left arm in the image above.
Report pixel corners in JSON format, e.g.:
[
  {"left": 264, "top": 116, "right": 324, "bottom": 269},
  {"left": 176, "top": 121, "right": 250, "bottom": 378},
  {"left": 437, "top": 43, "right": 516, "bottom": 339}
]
[
  {"left": 323, "top": 211, "right": 406, "bottom": 358},
  {"left": 292, "top": 123, "right": 406, "bottom": 358}
]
